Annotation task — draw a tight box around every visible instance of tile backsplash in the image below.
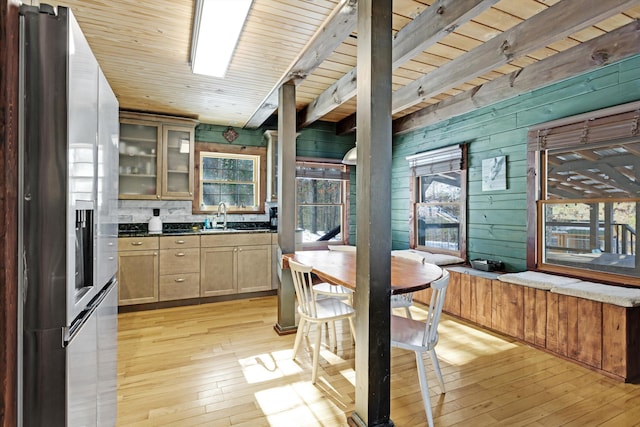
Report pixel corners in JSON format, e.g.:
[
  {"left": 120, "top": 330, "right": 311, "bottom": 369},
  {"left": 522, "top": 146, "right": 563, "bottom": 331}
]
[{"left": 118, "top": 200, "right": 274, "bottom": 224}]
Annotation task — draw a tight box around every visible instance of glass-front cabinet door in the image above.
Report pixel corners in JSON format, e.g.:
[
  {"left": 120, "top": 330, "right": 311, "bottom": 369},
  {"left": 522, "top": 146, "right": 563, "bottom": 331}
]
[
  {"left": 118, "top": 112, "right": 197, "bottom": 200},
  {"left": 119, "top": 120, "right": 161, "bottom": 199},
  {"left": 162, "top": 126, "right": 194, "bottom": 199}
]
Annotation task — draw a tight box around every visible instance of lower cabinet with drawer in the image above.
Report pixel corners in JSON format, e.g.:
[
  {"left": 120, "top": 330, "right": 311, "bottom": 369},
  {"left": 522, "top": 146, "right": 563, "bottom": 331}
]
[
  {"left": 159, "top": 235, "right": 200, "bottom": 301},
  {"left": 118, "top": 237, "right": 159, "bottom": 305},
  {"left": 200, "top": 233, "right": 272, "bottom": 297}
]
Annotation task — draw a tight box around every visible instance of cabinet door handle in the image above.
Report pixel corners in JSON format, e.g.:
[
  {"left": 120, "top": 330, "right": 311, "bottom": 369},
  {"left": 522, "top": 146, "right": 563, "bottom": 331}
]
[
  {"left": 131, "top": 241, "right": 143, "bottom": 246},
  {"left": 108, "top": 256, "right": 115, "bottom": 261},
  {"left": 238, "top": 248, "right": 242, "bottom": 252},
  {"left": 175, "top": 252, "right": 185, "bottom": 257},
  {"left": 174, "top": 278, "right": 185, "bottom": 283},
  {"left": 108, "top": 242, "right": 114, "bottom": 246},
  {"left": 154, "top": 252, "right": 158, "bottom": 256},
  {"left": 175, "top": 240, "right": 185, "bottom": 244}
]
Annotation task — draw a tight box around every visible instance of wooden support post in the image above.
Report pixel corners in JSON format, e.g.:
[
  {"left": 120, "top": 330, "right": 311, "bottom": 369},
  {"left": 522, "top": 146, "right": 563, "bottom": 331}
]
[
  {"left": 348, "top": 0, "right": 393, "bottom": 426},
  {"left": 274, "top": 82, "right": 297, "bottom": 335}
]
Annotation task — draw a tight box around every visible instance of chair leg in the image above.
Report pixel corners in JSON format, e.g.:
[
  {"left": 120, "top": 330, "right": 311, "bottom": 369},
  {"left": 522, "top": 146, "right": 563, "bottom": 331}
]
[
  {"left": 329, "top": 321, "right": 337, "bottom": 350},
  {"left": 304, "top": 320, "right": 311, "bottom": 336},
  {"left": 415, "top": 351, "right": 434, "bottom": 427},
  {"left": 429, "top": 348, "right": 446, "bottom": 394},
  {"left": 404, "top": 306, "right": 413, "bottom": 319},
  {"left": 292, "top": 318, "right": 306, "bottom": 360},
  {"left": 311, "top": 322, "right": 323, "bottom": 384},
  {"left": 348, "top": 317, "right": 356, "bottom": 344}
]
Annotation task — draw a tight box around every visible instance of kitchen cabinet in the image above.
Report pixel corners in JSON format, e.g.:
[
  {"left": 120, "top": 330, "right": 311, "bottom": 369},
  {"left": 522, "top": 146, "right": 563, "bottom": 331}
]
[
  {"left": 200, "top": 233, "right": 272, "bottom": 296},
  {"left": 117, "top": 237, "right": 159, "bottom": 305},
  {"left": 159, "top": 235, "right": 200, "bottom": 301},
  {"left": 119, "top": 111, "right": 197, "bottom": 200}
]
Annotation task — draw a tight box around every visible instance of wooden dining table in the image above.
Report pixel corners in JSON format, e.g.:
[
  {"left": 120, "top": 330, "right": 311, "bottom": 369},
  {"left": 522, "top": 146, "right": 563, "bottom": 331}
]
[{"left": 282, "top": 250, "right": 443, "bottom": 294}]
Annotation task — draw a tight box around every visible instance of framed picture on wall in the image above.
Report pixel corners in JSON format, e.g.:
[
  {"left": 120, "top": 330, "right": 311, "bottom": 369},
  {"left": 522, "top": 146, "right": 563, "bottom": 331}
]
[{"left": 482, "top": 155, "right": 507, "bottom": 191}]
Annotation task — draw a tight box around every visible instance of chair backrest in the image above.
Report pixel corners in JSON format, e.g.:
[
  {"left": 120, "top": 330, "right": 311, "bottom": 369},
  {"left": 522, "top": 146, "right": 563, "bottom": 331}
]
[
  {"left": 327, "top": 244, "right": 357, "bottom": 252},
  {"left": 423, "top": 269, "right": 450, "bottom": 347},
  {"left": 288, "top": 259, "right": 318, "bottom": 318},
  {"left": 392, "top": 250, "right": 426, "bottom": 264}
]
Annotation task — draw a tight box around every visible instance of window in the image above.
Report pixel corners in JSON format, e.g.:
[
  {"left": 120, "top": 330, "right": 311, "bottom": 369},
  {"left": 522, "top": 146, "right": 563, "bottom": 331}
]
[
  {"left": 409, "top": 145, "right": 466, "bottom": 257},
  {"left": 295, "top": 160, "right": 350, "bottom": 248},
  {"left": 193, "top": 143, "right": 266, "bottom": 214},
  {"left": 528, "top": 101, "right": 640, "bottom": 285}
]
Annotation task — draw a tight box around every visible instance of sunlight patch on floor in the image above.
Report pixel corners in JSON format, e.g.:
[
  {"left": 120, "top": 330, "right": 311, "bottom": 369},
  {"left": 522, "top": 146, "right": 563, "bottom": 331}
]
[
  {"left": 238, "top": 351, "right": 303, "bottom": 384},
  {"left": 436, "top": 319, "right": 519, "bottom": 365},
  {"left": 254, "top": 382, "right": 349, "bottom": 426}
]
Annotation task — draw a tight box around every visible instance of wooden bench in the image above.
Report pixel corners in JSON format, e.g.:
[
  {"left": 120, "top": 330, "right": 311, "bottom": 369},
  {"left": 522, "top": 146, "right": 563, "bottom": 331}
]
[{"left": 415, "top": 268, "right": 640, "bottom": 382}]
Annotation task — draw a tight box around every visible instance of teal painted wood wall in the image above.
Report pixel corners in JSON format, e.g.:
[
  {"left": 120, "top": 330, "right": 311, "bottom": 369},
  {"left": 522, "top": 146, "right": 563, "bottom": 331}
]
[{"left": 392, "top": 54, "right": 640, "bottom": 272}]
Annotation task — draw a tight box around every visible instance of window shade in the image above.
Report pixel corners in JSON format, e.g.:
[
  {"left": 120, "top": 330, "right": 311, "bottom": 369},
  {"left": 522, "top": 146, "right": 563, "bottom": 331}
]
[
  {"left": 527, "top": 101, "right": 640, "bottom": 152},
  {"left": 295, "top": 160, "right": 349, "bottom": 180},
  {"left": 407, "top": 144, "right": 463, "bottom": 175}
]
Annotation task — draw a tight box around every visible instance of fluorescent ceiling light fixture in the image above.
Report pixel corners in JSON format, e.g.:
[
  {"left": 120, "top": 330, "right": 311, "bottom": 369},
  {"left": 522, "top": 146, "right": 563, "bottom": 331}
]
[{"left": 191, "top": 0, "right": 252, "bottom": 78}]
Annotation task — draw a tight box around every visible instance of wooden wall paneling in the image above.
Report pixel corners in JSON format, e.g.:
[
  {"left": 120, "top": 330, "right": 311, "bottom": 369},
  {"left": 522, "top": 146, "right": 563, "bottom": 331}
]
[
  {"left": 392, "top": 54, "right": 640, "bottom": 274},
  {"left": 546, "top": 293, "right": 560, "bottom": 354},
  {"left": 567, "top": 296, "right": 602, "bottom": 369},
  {"left": 473, "top": 275, "right": 492, "bottom": 328},
  {"left": 412, "top": 287, "right": 432, "bottom": 307},
  {"left": 444, "top": 270, "right": 461, "bottom": 316},
  {"left": 523, "top": 287, "right": 547, "bottom": 347},
  {"left": 613, "top": 305, "right": 640, "bottom": 381},
  {"left": 459, "top": 272, "right": 475, "bottom": 322},
  {"left": 491, "top": 280, "right": 524, "bottom": 339}
]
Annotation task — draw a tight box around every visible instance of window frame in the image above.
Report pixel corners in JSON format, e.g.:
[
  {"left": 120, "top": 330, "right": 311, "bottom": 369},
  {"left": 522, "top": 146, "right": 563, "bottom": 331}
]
[
  {"left": 295, "top": 158, "right": 350, "bottom": 250},
  {"left": 192, "top": 142, "right": 267, "bottom": 214},
  {"left": 409, "top": 145, "right": 467, "bottom": 259},
  {"left": 527, "top": 100, "right": 640, "bottom": 286}
]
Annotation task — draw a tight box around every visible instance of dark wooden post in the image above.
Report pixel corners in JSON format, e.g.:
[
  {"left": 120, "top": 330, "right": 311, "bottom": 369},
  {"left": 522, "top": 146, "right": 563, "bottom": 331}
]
[
  {"left": 274, "top": 81, "right": 298, "bottom": 334},
  {"left": 1, "top": 1, "right": 20, "bottom": 426},
  {"left": 349, "top": 0, "right": 394, "bottom": 426}
]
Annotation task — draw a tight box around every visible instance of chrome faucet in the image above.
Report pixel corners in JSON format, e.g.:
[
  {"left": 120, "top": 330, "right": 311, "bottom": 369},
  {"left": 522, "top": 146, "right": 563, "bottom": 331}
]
[{"left": 216, "top": 201, "right": 227, "bottom": 230}]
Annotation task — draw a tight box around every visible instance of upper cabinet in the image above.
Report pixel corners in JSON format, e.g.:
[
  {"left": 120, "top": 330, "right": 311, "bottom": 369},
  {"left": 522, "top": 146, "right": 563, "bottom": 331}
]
[{"left": 119, "top": 112, "right": 197, "bottom": 200}]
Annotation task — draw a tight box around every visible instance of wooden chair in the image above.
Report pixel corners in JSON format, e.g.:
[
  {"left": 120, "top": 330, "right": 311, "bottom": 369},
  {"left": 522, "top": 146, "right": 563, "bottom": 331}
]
[
  {"left": 289, "top": 259, "right": 356, "bottom": 384},
  {"left": 391, "top": 251, "right": 427, "bottom": 318},
  {"left": 312, "top": 245, "right": 355, "bottom": 304},
  {"left": 390, "top": 269, "right": 450, "bottom": 427}
]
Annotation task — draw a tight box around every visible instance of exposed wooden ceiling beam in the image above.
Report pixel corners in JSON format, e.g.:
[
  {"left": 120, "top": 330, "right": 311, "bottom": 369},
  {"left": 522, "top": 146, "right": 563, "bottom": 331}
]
[
  {"left": 299, "top": 0, "right": 498, "bottom": 129},
  {"left": 390, "top": 0, "right": 640, "bottom": 115},
  {"left": 393, "top": 19, "right": 640, "bottom": 134},
  {"left": 244, "top": 0, "right": 358, "bottom": 129}
]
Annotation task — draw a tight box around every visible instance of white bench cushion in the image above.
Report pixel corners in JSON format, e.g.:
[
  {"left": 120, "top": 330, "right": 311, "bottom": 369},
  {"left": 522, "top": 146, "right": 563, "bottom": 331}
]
[
  {"left": 551, "top": 281, "right": 640, "bottom": 307},
  {"left": 423, "top": 253, "right": 465, "bottom": 266},
  {"left": 392, "top": 250, "right": 464, "bottom": 266},
  {"left": 497, "top": 271, "right": 581, "bottom": 290}
]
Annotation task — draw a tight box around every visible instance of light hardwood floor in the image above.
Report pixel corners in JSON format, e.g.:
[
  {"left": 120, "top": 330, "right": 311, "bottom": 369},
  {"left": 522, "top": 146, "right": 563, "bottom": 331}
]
[{"left": 117, "top": 296, "right": 640, "bottom": 426}]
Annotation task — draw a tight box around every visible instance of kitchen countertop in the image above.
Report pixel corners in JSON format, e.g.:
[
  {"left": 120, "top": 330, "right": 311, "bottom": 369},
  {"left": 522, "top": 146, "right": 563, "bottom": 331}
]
[{"left": 118, "top": 222, "right": 275, "bottom": 237}]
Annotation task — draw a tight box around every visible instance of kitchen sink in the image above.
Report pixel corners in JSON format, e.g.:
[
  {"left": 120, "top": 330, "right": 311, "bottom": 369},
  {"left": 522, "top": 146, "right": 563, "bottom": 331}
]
[{"left": 200, "top": 228, "right": 238, "bottom": 233}]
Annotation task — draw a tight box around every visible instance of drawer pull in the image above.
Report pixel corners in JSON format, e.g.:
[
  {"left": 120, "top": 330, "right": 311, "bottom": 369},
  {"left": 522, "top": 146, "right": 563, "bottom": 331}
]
[
  {"left": 175, "top": 252, "right": 185, "bottom": 257},
  {"left": 174, "top": 278, "right": 185, "bottom": 283},
  {"left": 131, "top": 241, "right": 143, "bottom": 246},
  {"left": 108, "top": 256, "right": 115, "bottom": 261},
  {"left": 175, "top": 240, "right": 186, "bottom": 244}
]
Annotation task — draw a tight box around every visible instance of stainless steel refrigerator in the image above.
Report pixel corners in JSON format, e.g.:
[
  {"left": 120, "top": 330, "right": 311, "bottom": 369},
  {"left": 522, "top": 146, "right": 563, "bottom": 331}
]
[{"left": 18, "top": 4, "right": 119, "bottom": 426}]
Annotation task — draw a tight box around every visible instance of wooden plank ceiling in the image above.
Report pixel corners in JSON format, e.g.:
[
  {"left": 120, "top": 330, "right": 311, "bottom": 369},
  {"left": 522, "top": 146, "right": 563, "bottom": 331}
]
[{"left": 44, "top": 0, "right": 640, "bottom": 133}]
